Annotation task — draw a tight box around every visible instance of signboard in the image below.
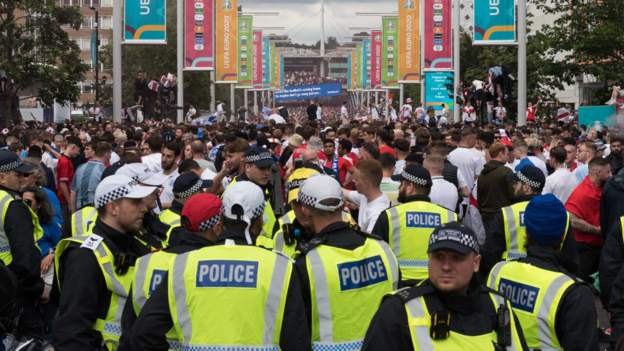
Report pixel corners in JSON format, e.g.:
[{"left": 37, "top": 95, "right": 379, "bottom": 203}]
[
  {"left": 274, "top": 47, "right": 282, "bottom": 90},
  {"left": 252, "top": 30, "right": 263, "bottom": 88},
  {"left": 237, "top": 15, "right": 253, "bottom": 86},
  {"left": 350, "top": 50, "right": 357, "bottom": 90},
  {"left": 473, "top": 0, "right": 516, "bottom": 44},
  {"left": 424, "top": 0, "right": 452, "bottom": 70},
  {"left": 578, "top": 105, "right": 618, "bottom": 127},
  {"left": 424, "top": 71, "right": 454, "bottom": 110},
  {"left": 124, "top": 0, "right": 167, "bottom": 44},
  {"left": 347, "top": 55, "right": 353, "bottom": 90},
  {"left": 371, "top": 30, "right": 382, "bottom": 89},
  {"left": 398, "top": 0, "right": 420, "bottom": 82},
  {"left": 215, "top": 0, "right": 238, "bottom": 82},
  {"left": 355, "top": 43, "right": 362, "bottom": 89},
  {"left": 184, "top": 0, "right": 214, "bottom": 70},
  {"left": 275, "top": 83, "right": 342, "bottom": 102},
  {"left": 361, "top": 38, "right": 371, "bottom": 89},
  {"left": 382, "top": 17, "right": 399, "bottom": 87},
  {"left": 263, "top": 36, "right": 271, "bottom": 87}
]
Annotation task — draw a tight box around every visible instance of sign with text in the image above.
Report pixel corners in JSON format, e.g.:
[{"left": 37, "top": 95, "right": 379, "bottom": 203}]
[
  {"left": 252, "top": 30, "right": 263, "bottom": 88},
  {"left": 184, "top": 0, "right": 214, "bottom": 70},
  {"left": 237, "top": 15, "right": 253, "bottom": 86},
  {"left": 371, "top": 30, "right": 382, "bottom": 89},
  {"left": 425, "top": 71, "right": 454, "bottom": 111},
  {"left": 398, "top": 0, "right": 420, "bottom": 82},
  {"left": 473, "top": 0, "right": 516, "bottom": 45},
  {"left": 424, "top": 0, "right": 452, "bottom": 70},
  {"left": 382, "top": 17, "right": 399, "bottom": 88},
  {"left": 124, "top": 0, "right": 167, "bottom": 44},
  {"left": 275, "top": 83, "right": 342, "bottom": 102},
  {"left": 263, "top": 36, "right": 271, "bottom": 87},
  {"left": 362, "top": 38, "right": 371, "bottom": 89},
  {"left": 215, "top": 0, "right": 238, "bottom": 82}
]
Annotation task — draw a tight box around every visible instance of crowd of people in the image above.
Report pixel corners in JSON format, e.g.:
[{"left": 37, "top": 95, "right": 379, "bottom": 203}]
[
  {"left": 1, "top": 101, "right": 624, "bottom": 351},
  {"left": 283, "top": 71, "right": 345, "bottom": 87}
]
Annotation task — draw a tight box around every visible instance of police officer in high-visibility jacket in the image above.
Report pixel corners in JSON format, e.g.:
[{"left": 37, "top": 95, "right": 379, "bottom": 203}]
[
  {"left": 52, "top": 174, "right": 157, "bottom": 350},
  {"left": 159, "top": 172, "right": 209, "bottom": 243},
  {"left": 363, "top": 222, "right": 528, "bottom": 351},
  {"left": 601, "top": 215, "right": 624, "bottom": 347},
  {"left": 372, "top": 163, "right": 457, "bottom": 284},
  {"left": 127, "top": 181, "right": 310, "bottom": 351},
  {"left": 488, "top": 194, "right": 599, "bottom": 350},
  {"left": 294, "top": 175, "right": 399, "bottom": 350},
  {"left": 481, "top": 165, "right": 576, "bottom": 275},
  {"left": 0, "top": 151, "right": 45, "bottom": 339},
  {"left": 118, "top": 193, "right": 222, "bottom": 350},
  {"left": 227, "top": 146, "right": 279, "bottom": 247}
]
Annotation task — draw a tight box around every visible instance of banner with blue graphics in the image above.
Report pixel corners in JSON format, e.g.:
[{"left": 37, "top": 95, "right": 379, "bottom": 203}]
[
  {"left": 473, "top": 0, "right": 516, "bottom": 45},
  {"left": 275, "top": 83, "right": 342, "bottom": 102},
  {"left": 263, "top": 36, "right": 271, "bottom": 88},
  {"left": 361, "top": 38, "right": 371, "bottom": 89},
  {"left": 424, "top": 71, "right": 454, "bottom": 111},
  {"left": 124, "top": 0, "right": 167, "bottom": 44}
]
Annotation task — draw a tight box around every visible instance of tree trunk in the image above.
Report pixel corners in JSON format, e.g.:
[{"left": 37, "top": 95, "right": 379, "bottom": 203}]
[{"left": 0, "top": 93, "right": 12, "bottom": 129}]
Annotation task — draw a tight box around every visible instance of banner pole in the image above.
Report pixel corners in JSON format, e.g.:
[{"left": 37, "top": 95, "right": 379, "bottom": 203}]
[
  {"left": 176, "top": 0, "right": 184, "bottom": 123},
  {"left": 453, "top": 0, "right": 461, "bottom": 123},
  {"left": 210, "top": 71, "right": 216, "bottom": 112},
  {"left": 399, "top": 83, "right": 404, "bottom": 115},
  {"left": 112, "top": 0, "right": 122, "bottom": 122},
  {"left": 230, "top": 83, "right": 235, "bottom": 121},
  {"left": 518, "top": 0, "right": 527, "bottom": 126},
  {"left": 244, "top": 89, "right": 249, "bottom": 121},
  {"left": 254, "top": 90, "right": 258, "bottom": 115}
]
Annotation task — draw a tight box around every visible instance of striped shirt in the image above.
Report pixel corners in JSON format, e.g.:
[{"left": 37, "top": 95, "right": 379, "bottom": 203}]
[{"left": 71, "top": 160, "right": 105, "bottom": 209}]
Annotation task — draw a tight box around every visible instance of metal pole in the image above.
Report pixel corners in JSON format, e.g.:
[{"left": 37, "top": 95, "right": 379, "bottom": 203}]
[
  {"left": 254, "top": 90, "right": 258, "bottom": 114},
  {"left": 320, "top": 0, "right": 325, "bottom": 77},
  {"left": 91, "top": 7, "right": 100, "bottom": 106},
  {"left": 452, "top": 0, "right": 461, "bottom": 123},
  {"left": 385, "top": 89, "right": 390, "bottom": 121},
  {"left": 112, "top": 0, "right": 122, "bottom": 122},
  {"left": 375, "top": 91, "right": 379, "bottom": 106},
  {"left": 399, "top": 84, "right": 404, "bottom": 113},
  {"left": 230, "top": 84, "right": 235, "bottom": 121},
  {"left": 176, "top": 0, "right": 184, "bottom": 123},
  {"left": 210, "top": 71, "right": 216, "bottom": 112},
  {"left": 517, "top": 0, "right": 527, "bottom": 126},
  {"left": 244, "top": 89, "right": 249, "bottom": 121}
]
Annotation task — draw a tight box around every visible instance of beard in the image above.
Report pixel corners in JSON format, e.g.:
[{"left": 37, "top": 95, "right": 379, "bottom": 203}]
[{"left": 397, "top": 190, "right": 409, "bottom": 204}]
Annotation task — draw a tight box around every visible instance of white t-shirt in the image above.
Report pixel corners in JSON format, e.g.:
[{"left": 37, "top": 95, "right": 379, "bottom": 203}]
[
  {"left": 316, "top": 106, "right": 323, "bottom": 120},
  {"left": 142, "top": 153, "right": 163, "bottom": 173},
  {"left": 447, "top": 147, "right": 485, "bottom": 195},
  {"left": 347, "top": 191, "right": 390, "bottom": 233},
  {"left": 430, "top": 176, "right": 459, "bottom": 211},
  {"left": 268, "top": 113, "right": 286, "bottom": 124},
  {"left": 542, "top": 168, "right": 579, "bottom": 204},
  {"left": 157, "top": 169, "right": 179, "bottom": 206},
  {"left": 341, "top": 105, "right": 348, "bottom": 118}
]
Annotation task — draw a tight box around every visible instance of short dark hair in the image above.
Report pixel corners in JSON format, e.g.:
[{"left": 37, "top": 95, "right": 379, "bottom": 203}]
[
  {"left": 589, "top": 157, "right": 610, "bottom": 170},
  {"left": 395, "top": 138, "right": 410, "bottom": 153},
  {"left": 66, "top": 136, "right": 82, "bottom": 148},
  {"left": 339, "top": 139, "right": 352, "bottom": 153},
  {"left": 549, "top": 146, "right": 566, "bottom": 165},
  {"left": 488, "top": 143, "right": 507, "bottom": 159},
  {"left": 361, "top": 142, "right": 380, "bottom": 159},
  {"left": 27, "top": 145, "right": 43, "bottom": 159},
  {"left": 178, "top": 159, "right": 200, "bottom": 173},
  {"left": 147, "top": 135, "right": 163, "bottom": 152},
  {"left": 94, "top": 141, "right": 112, "bottom": 157},
  {"left": 164, "top": 142, "right": 182, "bottom": 157},
  {"left": 379, "top": 153, "right": 396, "bottom": 170}
]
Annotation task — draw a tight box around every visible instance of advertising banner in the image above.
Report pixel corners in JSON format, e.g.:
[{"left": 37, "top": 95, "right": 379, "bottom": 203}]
[
  {"left": 382, "top": 17, "right": 399, "bottom": 87},
  {"left": 124, "top": 0, "right": 167, "bottom": 44},
  {"left": 215, "top": 0, "right": 238, "bottom": 82},
  {"left": 423, "top": 0, "right": 452, "bottom": 70},
  {"left": 275, "top": 83, "right": 342, "bottom": 102},
  {"left": 398, "top": 0, "right": 420, "bottom": 82},
  {"left": 473, "top": 0, "right": 516, "bottom": 44},
  {"left": 362, "top": 38, "right": 371, "bottom": 89},
  {"left": 184, "top": 0, "right": 214, "bottom": 70},
  {"left": 270, "top": 43, "right": 276, "bottom": 87},
  {"left": 274, "top": 47, "right": 281, "bottom": 90},
  {"left": 263, "top": 36, "right": 271, "bottom": 88},
  {"left": 355, "top": 43, "right": 362, "bottom": 89},
  {"left": 280, "top": 55, "right": 285, "bottom": 89},
  {"left": 351, "top": 50, "right": 357, "bottom": 90},
  {"left": 371, "top": 30, "right": 382, "bottom": 89},
  {"left": 252, "top": 31, "right": 263, "bottom": 88},
  {"left": 237, "top": 15, "right": 253, "bottom": 86},
  {"left": 424, "top": 71, "right": 454, "bottom": 110},
  {"left": 347, "top": 55, "right": 353, "bottom": 90}
]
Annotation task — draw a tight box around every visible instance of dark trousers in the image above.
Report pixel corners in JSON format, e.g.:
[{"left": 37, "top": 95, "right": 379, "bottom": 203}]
[
  {"left": 60, "top": 203, "right": 71, "bottom": 238},
  {"left": 576, "top": 241, "right": 601, "bottom": 280}
]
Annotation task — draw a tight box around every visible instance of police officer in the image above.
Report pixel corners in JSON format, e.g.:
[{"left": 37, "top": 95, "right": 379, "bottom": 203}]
[
  {"left": 599, "top": 214, "right": 624, "bottom": 346},
  {"left": 228, "top": 146, "right": 278, "bottom": 246},
  {"left": 294, "top": 175, "right": 399, "bottom": 350},
  {"left": 127, "top": 181, "right": 309, "bottom": 350},
  {"left": 52, "top": 174, "right": 157, "bottom": 350},
  {"left": 372, "top": 164, "right": 457, "bottom": 284},
  {"left": 118, "top": 193, "right": 222, "bottom": 350},
  {"left": 0, "top": 151, "right": 44, "bottom": 339},
  {"left": 482, "top": 165, "right": 576, "bottom": 275},
  {"left": 488, "top": 194, "right": 599, "bottom": 350},
  {"left": 363, "top": 222, "right": 528, "bottom": 351}
]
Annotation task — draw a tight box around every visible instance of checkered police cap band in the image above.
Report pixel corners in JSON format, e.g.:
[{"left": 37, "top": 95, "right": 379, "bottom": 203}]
[
  {"left": 198, "top": 214, "right": 221, "bottom": 231},
  {"left": 95, "top": 180, "right": 139, "bottom": 209},
  {"left": 0, "top": 160, "right": 20, "bottom": 173},
  {"left": 297, "top": 190, "right": 343, "bottom": 212},
  {"left": 251, "top": 202, "right": 266, "bottom": 219},
  {"left": 174, "top": 179, "right": 203, "bottom": 199},
  {"left": 429, "top": 228, "right": 479, "bottom": 253},
  {"left": 516, "top": 171, "right": 541, "bottom": 189},
  {"left": 401, "top": 170, "right": 429, "bottom": 187},
  {"left": 245, "top": 152, "right": 272, "bottom": 163}
]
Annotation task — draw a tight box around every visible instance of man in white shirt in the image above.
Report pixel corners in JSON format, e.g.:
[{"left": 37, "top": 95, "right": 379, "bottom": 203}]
[
  {"left": 543, "top": 146, "right": 578, "bottom": 203},
  {"left": 574, "top": 141, "right": 596, "bottom": 182},
  {"left": 340, "top": 101, "right": 349, "bottom": 121},
  {"left": 267, "top": 108, "right": 286, "bottom": 124},
  {"left": 447, "top": 128, "right": 485, "bottom": 201},
  {"left": 424, "top": 154, "right": 458, "bottom": 210},
  {"left": 141, "top": 135, "right": 164, "bottom": 173},
  {"left": 156, "top": 142, "right": 181, "bottom": 208},
  {"left": 511, "top": 139, "right": 548, "bottom": 177},
  {"left": 343, "top": 159, "right": 390, "bottom": 233},
  {"left": 401, "top": 98, "right": 413, "bottom": 120}
]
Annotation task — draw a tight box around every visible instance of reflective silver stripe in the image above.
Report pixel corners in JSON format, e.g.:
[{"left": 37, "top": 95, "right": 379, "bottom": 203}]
[
  {"left": 537, "top": 275, "right": 571, "bottom": 349},
  {"left": 405, "top": 298, "right": 433, "bottom": 350},
  {"left": 487, "top": 261, "right": 506, "bottom": 290},
  {"left": 0, "top": 194, "right": 13, "bottom": 250},
  {"left": 263, "top": 254, "right": 289, "bottom": 344},
  {"left": 73, "top": 211, "right": 83, "bottom": 235},
  {"left": 281, "top": 214, "right": 292, "bottom": 225},
  {"left": 446, "top": 209, "right": 456, "bottom": 222},
  {"left": 172, "top": 252, "right": 193, "bottom": 342},
  {"left": 85, "top": 209, "right": 97, "bottom": 230},
  {"left": 397, "top": 259, "right": 428, "bottom": 268},
  {"left": 274, "top": 232, "right": 286, "bottom": 252},
  {"left": 377, "top": 240, "right": 399, "bottom": 289},
  {"left": 0, "top": 193, "right": 13, "bottom": 227},
  {"left": 388, "top": 207, "right": 401, "bottom": 257},
  {"left": 133, "top": 254, "right": 153, "bottom": 311},
  {"left": 504, "top": 206, "right": 519, "bottom": 257},
  {"left": 308, "top": 249, "right": 333, "bottom": 342},
  {"left": 170, "top": 218, "right": 181, "bottom": 227}
]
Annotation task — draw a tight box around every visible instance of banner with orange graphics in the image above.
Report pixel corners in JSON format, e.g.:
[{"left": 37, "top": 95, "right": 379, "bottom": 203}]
[
  {"left": 124, "top": 0, "right": 166, "bottom": 44},
  {"left": 398, "top": 0, "right": 420, "bottom": 82},
  {"left": 473, "top": 0, "right": 516, "bottom": 45},
  {"left": 215, "top": 0, "right": 238, "bottom": 82}
]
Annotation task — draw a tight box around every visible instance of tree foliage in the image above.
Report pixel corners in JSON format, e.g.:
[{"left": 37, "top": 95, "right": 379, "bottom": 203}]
[{"left": 0, "top": 0, "right": 88, "bottom": 127}]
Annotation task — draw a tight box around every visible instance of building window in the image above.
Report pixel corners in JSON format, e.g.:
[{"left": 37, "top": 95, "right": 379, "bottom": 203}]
[
  {"left": 100, "top": 38, "right": 109, "bottom": 47},
  {"left": 100, "top": 16, "right": 113, "bottom": 29},
  {"left": 82, "top": 16, "right": 93, "bottom": 29},
  {"left": 100, "top": 0, "right": 113, "bottom": 7}
]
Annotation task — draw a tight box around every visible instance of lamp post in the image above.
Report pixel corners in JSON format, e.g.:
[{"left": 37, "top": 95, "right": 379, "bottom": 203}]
[{"left": 90, "top": 6, "right": 100, "bottom": 106}]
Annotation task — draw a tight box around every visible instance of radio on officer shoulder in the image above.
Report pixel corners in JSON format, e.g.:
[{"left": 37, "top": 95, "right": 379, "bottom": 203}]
[
  {"left": 430, "top": 311, "right": 451, "bottom": 340},
  {"left": 497, "top": 303, "right": 511, "bottom": 347}
]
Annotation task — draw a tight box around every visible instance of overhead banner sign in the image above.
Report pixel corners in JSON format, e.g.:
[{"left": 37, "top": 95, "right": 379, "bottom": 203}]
[
  {"left": 350, "top": 50, "right": 357, "bottom": 90},
  {"left": 382, "top": 17, "right": 398, "bottom": 88},
  {"left": 124, "top": 0, "right": 167, "bottom": 44},
  {"left": 371, "top": 30, "right": 382, "bottom": 89},
  {"left": 362, "top": 38, "right": 371, "bottom": 89},
  {"left": 275, "top": 83, "right": 342, "bottom": 102},
  {"left": 398, "top": 0, "right": 420, "bottom": 82},
  {"left": 184, "top": 0, "right": 214, "bottom": 70},
  {"left": 347, "top": 55, "right": 353, "bottom": 90},
  {"left": 424, "top": 0, "right": 452, "bottom": 70},
  {"left": 237, "top": 15, "right": 253, "bottom": 87},
  {"left": 215, "top": 0, "right": 238, "bottom": 82},
  {"left": 263, "top": 36, "right": 271, "bottom": 88},
  {"left": 473, "top": 0, "right": 516, "bottom": 45},
  {"left": 252, "top": 31, "right": 263, "bottom": 88},
  {"left": 355, "top": 43, "right": 362, "bottom": 89},
  {"left": 425, "top": 71, "right": 454, "bottom": 111}
]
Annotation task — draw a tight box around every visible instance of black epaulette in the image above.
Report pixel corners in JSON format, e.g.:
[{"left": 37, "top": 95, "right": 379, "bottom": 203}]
[
  {"left": 349, "top": 223, "right": 383, "bottom": 241},
  {"left": 298, "top": 237, "right": 326, "bottom": 255},
  {"left": 483, "top": 285, "right": 507, "bottom": 300},
  {"left": 392, "top": 284, "right": 436, "bottom": 304}
]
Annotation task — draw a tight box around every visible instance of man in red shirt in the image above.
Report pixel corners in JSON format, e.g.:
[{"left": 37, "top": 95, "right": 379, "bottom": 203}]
[
  {"left": 57, "top": 136, "right": 82, "bottom": 236},
  {"left": 323, "top": 139, "right": 353, "bottom": 186},
  {"left": 378, "top": 129, "right": 397, "bottom": 158},
  {"left": 566, "top": 157, "right": 612, "bottom": 279}
]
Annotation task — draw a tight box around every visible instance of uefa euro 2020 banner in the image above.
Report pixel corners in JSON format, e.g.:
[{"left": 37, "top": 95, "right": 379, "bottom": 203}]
[
  {"left": 124, "top": 0, "right": 167, "bottom": 44},
  {"left": 252, "top": 31, "right": 263, "bottom": 89},
  {"left": 216, "top": 0, "right": 238, "bottom": 82},
  {"left": 473, "top": 0, "right": 516, "bottom": 45},
  {"left": 382, "top": 17, "right": 399, "bottom": 88},
  {"left": 370, "top": 30, "right": 382, "bottom": 89},
  {"left": 424, "top": 0, "right": 452, "bottom": 70},
  {"left": 184, "top": 0, "right": 214, "bottom": 70},
  {"left": 398, "top": 0, "right": 420, "bottom": 82},
  {"left": 237, "top": 15, "right": 253, "bottom": 87}
]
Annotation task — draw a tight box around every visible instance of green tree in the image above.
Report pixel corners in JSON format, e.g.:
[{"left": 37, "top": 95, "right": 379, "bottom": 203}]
[{"left": 0, "top": 0, "right": 87, "bottom": 127}]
